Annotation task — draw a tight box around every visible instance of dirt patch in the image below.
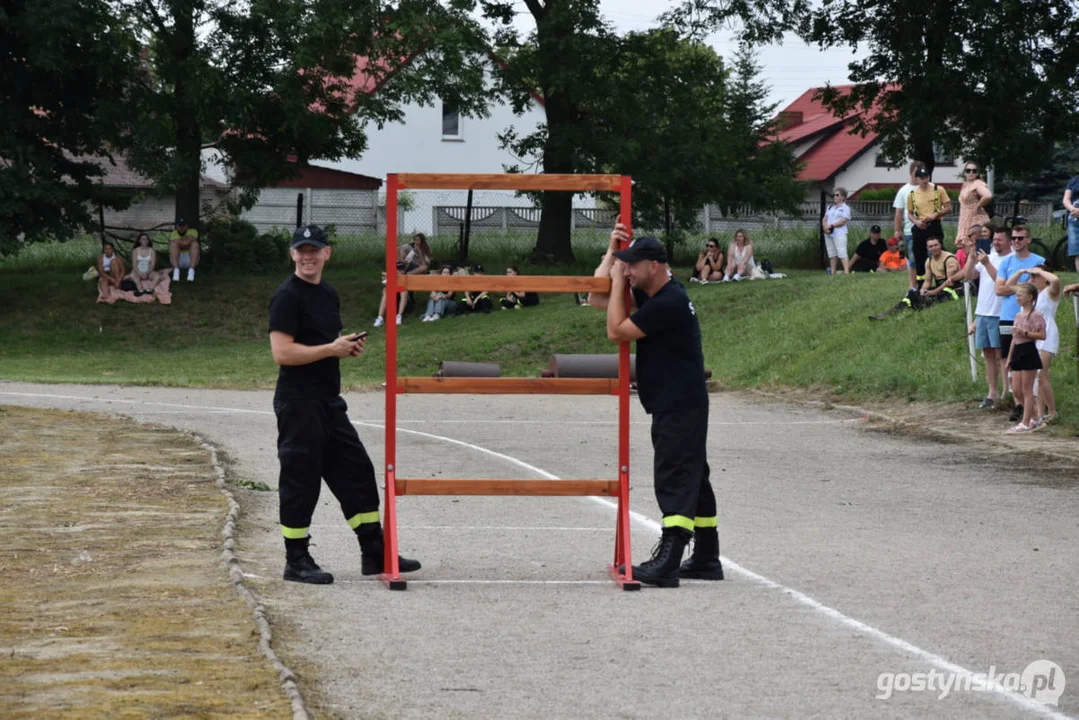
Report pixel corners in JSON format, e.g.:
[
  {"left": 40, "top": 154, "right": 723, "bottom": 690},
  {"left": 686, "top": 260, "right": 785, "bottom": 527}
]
[{"left": 0, "top": 406, "right": 292, "bottom": 718}]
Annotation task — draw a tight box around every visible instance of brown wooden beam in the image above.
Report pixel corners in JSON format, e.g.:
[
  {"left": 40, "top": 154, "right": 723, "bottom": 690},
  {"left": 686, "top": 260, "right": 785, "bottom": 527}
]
[
  {"left": 397, "top": 377, "right": 618, "bottom": 395},
  {"left": 395, "top": 479, "right": 620, "bottom": 496},
  {"left": 396, "top": 173, "right": 623, "bottom": 192},
  {"left": 399, "top": 275, "right": 611, "bottom": 293}
]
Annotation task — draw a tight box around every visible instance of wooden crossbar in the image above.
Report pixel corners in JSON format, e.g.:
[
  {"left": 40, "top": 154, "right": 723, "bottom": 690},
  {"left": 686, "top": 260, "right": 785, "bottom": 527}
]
[
  {"left": 397, "top": 377, "right": 618, "bottom": 395},
  {"left": 395, "top": 479, "right": 620, "bottom": 496},
  {"left": 396, "top": 173, "right": 622, "bottom": 192},
  {"left": 400, "top": 275, "right": 610, "bottom": 293}
]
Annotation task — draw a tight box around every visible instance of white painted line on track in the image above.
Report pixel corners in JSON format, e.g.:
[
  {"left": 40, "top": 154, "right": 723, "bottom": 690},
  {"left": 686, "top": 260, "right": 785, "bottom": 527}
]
[
  {"left": 340, "top": 579, "right": 611, "bottom": 585},
  {"left": 1, "top": 389, "right": 1069, "bottom": 719},
  {"left": 313, "top": 525, "right": 611, "bottom": 532}
]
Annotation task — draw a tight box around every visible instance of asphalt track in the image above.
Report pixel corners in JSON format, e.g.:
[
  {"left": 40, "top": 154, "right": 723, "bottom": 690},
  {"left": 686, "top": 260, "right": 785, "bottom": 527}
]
[{"left": 2, "top": 381, "right": 1076, "bottom": 719}]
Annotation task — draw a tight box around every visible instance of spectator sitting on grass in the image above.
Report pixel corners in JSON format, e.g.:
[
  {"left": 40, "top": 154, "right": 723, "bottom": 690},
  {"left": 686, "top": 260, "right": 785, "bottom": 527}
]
[
  {"left": 96, "top": 241, "right": 126, "bottom": 300},
  {"left": 877, "top": 236, "right": 908, "bottom": 272},
  {"left": 168, "top": 218, "right": 200, "bottom": 282},
  {"left": 130, "top": 232, "right": 164, "bottom": 295},
  {"left": 500, "top": 266, "right": 539, "bottom": 309},
  {"left": 849, "top": 225, "right": 886, "bottom": 272},
  {"left": 458, "top": 264, "right": 493, "bottom": 314},
  {"left": 869, "top": 236, "right": 962, "bottom": 320},
  {"left": 722, "top": 229, "right": 754, "bottom": 282},
  {"left": 421, "top": 265, "right": 456, "bottom": 322},
  {"left": 691, "top": 238, "right": 724, "bottom": 283}
]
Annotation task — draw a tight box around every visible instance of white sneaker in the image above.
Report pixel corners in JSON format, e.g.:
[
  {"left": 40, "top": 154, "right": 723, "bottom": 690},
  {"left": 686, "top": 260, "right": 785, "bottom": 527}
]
[
  {"left": 689, "top": 277, "right": 700, "bottom": 283},
  {"left": 172, "top": 268, "right": 180, "bottom": 282},
  {"left": 721, "top": 276, "right": 730, "bottom": 282},
  {"left": 373, "top": 317, "right": 385, "bottom": 327},
  {"left": 395, "top": 314, "right": 402, "bottom": 325},
  {"left": 733, "top": 274, "right": 743, "bottom": 281},
  {"left": 431, "top": 313, "right": 441, "bottom": 321},
  {"left": 187, "top": 268, "right": 195, "bottom": 282}
]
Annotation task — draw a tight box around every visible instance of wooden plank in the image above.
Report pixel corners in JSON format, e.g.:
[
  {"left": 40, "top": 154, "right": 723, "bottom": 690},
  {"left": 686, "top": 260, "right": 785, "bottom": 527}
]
[
  {"left": 399, "top": 275, "right": 610, "bottom": 293},
  {"left": 396, "top": 173, "right": 623, "bottom": 192},
  {"left": 395, "top": 479, "right": 620, "bottom": 496},
  {"left": 397, "top": 377, "right": 618, "bottom": 395}
]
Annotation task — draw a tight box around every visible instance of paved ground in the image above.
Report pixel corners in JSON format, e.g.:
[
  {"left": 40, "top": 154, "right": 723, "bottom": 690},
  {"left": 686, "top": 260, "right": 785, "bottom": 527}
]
[{"left": 1, "top": 381, "right": 1076, "bottom": 719}]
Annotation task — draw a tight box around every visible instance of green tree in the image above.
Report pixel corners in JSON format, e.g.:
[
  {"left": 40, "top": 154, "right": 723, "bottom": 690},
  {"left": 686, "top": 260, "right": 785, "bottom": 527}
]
[
  {"left": 482, "top": 3, "right": 802, "bottom": 262},
  {"left": 994, "top": 142, "right": 1079, "bottom": 204},
  {"left": 0, "top": 0, "right": 139, "bottom": 254},
  {"left": 119, "top": 0, "right": 492, "bottom": 229},
  {"left": 800, "top": 0, "right": 1079, "bottom": 179}
]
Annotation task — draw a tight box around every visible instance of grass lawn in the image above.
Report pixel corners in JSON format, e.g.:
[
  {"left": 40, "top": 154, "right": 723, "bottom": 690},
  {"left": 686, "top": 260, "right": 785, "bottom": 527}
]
[{"left": 2, "top": 254, "right": 1077, "bottom": 434}]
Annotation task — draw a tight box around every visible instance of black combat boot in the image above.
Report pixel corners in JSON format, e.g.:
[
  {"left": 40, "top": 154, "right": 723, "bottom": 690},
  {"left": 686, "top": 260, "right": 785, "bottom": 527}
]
[
  {"left": 283, "top": 537, "right": 334, "bottom": 584},
  {"left": 679, "top": 527, "right": 725, "bottom": 580},
  {"left": 356, "top": 525, "right": 422, "bottom": 576},
  {"left": 632, "top": 527, "right": 692, "bottom": 588}
]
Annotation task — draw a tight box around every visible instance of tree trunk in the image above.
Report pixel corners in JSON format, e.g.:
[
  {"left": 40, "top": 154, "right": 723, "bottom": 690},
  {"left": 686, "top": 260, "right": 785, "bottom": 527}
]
[
  {"left": 532, "top": 191, "right": 574, "bottom": 262},
  {"left": 172, "top": 1, "right": 202, "bottom": 230}
]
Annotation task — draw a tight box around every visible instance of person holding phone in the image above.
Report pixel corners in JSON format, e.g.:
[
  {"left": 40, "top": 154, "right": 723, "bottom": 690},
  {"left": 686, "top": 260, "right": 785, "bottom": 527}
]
[{"left": 268, "top": 225, "right": 420, "bottom": 584}]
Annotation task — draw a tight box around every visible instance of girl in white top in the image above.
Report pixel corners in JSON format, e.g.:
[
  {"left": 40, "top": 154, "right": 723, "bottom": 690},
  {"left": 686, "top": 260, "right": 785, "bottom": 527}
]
[
  {"left": 821, "top": 187, "right": 852, "bottom": 275},
  {"left": 1027, "top": 266, "right": 1060, "bottom": 425},
  {"left": 130, "top": 233, "right": 162, "bottom": 294},
  {"left": 723, "top": 229, "right": 754, "bottom": 282}
]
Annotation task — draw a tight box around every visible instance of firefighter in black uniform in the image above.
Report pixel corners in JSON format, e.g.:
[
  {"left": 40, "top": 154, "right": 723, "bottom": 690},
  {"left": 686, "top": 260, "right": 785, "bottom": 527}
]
[
  {"left": 591, "top": 226, "right": 723, "bottom": 587},
  {"left": 268, "top": 225, "right": 420, "bottom": 584}
]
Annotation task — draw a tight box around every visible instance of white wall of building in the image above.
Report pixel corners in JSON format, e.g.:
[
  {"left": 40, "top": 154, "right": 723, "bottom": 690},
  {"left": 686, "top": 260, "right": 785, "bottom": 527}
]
[{"left": 831, "top": 146, "right": 971, "bottom": 196}]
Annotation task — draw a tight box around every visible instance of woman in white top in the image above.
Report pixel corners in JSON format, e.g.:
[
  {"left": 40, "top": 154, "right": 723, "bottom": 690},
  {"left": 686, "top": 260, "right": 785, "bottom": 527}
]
[
  {"left": 129, "top": 233, "right": 163, "bottom": 294},
  {"left": 96, "top": 241, "right": 126, "bottom": 299},
  {"left": 375, "top": 233, "right": 433, "bottom": 326},
  {"left": 821, "top": 187, "right": 852, "bottom": 275},
  {"left": 1025, "top": 266, "right": 1060, "bottom": 425},
  {"left": 723, "top": 229, "right": 754, "bottom": 282}
]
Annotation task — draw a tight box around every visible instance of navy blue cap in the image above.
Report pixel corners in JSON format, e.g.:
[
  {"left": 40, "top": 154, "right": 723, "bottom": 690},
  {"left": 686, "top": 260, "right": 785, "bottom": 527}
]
[
  {"left": 291, "top": 225, "right": 329, "bottom": 249},
  {"left": 614, "top": 235, "right": 667, "bottom": 264}
]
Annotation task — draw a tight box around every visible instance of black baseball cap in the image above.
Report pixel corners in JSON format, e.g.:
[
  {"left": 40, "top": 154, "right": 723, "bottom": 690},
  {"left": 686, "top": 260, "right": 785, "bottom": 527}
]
[
  {"left": 291, "top": 225, "right": 329, "bottom": 249},
  {"left": 175, "top": 217, "right": 187, "bottom": 226},
  {"left": 614, "top": 235, "right": 667, "bottom": 264},
  {"left": 870, "top": 224, "right": 882, "bottom": 233},
  {"left": 914, "top": 167, "right": 930, "bottom": 178}
]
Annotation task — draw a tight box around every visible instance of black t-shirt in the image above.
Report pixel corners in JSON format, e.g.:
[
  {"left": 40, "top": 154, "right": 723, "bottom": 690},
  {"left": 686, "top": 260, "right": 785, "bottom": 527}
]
[
  {"left": 630, "top": 280, "right": 707, "bottom": 414},
  {"left": 268, "top": 274, "right": 343, "bottom": 400},
  {"left": 851, "top": 238, "right": 885, "bottom": 272}
]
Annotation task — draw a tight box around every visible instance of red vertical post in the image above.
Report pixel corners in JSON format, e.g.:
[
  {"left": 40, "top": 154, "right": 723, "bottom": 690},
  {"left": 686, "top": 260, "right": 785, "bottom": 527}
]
[
  {"left": 611, "top": 175, "right": 639, "bottom": 590},
  {"left": 381, "top": 174, "right": 404, "bottom": 589}
]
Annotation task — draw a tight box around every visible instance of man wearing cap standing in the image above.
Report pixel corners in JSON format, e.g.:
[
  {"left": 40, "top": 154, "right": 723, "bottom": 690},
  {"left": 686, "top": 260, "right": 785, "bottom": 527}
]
[
  {"left": 849, "top": 225, "right": 887, "bottom": 272},
  {"left": 590, "top": 224, "right": 722, "bottom": 588},
  {"left": 268, "top": 225, "right": 421, "bottom": 584},
  {"left": 169, "top": 218, "right": 200, "bottom": 282},
  {"left": 906, "top": 167, "right": 952, "bottom": 283}
]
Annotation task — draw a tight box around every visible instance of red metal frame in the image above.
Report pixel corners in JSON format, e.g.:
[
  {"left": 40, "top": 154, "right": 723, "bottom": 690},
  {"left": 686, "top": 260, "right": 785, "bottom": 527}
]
[{"left": 381, "top": 173, "right": 638, "bottom": 591}]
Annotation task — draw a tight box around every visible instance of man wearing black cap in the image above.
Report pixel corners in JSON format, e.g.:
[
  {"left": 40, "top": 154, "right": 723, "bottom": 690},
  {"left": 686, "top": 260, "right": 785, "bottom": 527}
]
[
  {"left": 906, "top": 168, "right": 952, "bottom": 282},
  {"left": 595, "top": 223, "right": 722, "bottom": 588},
  {"left": 849, "top": 225, "right": 887, "bottom": 272},
  {"left": 268, "top": 225, "right": 420, "bottom": 584}
]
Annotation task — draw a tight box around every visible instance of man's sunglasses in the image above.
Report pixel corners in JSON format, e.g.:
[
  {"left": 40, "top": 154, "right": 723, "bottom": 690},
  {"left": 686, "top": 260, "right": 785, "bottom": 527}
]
[
  {"left": 1011, "top": 236, "right": 1028, "bottom": 241},
  {"left": 964, "top": 168, "right": 978, "bottom": 173}
]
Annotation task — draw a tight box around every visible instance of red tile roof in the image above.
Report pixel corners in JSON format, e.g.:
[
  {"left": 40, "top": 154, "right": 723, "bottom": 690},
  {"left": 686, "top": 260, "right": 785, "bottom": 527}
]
[
  {"left": 84, "top": 153, "right": 225, "bottom": 189},
  {"left": 774, "top": 85, "right": 882, "bottom": 183}
]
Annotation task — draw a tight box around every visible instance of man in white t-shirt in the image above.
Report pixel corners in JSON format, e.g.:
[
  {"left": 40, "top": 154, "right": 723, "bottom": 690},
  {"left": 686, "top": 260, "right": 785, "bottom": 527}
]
[
  {"left": 892, "top": 161, "right": 924, "bottom": 291},
  {"left": 964, "top": 226, "right": 1010, "bottom": 408}
]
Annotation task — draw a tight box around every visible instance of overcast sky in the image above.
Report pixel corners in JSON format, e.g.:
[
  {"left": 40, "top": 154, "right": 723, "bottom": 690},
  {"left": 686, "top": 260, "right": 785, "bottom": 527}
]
[{"left": 504, "top": 0, "right": 866, "bottom": 111}]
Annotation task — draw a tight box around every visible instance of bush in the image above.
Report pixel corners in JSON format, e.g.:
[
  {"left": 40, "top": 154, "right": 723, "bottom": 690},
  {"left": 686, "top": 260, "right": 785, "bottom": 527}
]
[
  {"left": 854, "top": 186, "right": 902, "bottom": 202},
  {"left": 202, "top": 218, "right": 288, "bottom": 272}
]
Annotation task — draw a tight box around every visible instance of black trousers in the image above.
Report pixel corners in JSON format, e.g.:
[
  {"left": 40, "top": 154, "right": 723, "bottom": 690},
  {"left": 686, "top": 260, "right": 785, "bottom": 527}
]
[
  {"left": 274, "top": 395, "right": 380, "bottom": 536},
  {"left": 650, "top": 405, "right": 716, "bottom": 530},
  {"left": 910, "top": 221, "right": 943, "bottom": 278}
]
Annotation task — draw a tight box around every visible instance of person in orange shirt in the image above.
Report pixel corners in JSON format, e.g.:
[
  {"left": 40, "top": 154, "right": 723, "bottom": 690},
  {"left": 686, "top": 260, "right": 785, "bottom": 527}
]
[{"left": 877, "top": 236, "right": 908, "bottom": 272}]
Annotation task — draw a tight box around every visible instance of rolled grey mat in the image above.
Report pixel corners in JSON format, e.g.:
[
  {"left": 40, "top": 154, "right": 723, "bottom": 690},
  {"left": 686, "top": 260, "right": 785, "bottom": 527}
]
[
  {"left": 438, "top": 361, "right": 501, "bottom": 378},
  {"left": 550, "top": 354, "right": 637, "bottom": 382}
]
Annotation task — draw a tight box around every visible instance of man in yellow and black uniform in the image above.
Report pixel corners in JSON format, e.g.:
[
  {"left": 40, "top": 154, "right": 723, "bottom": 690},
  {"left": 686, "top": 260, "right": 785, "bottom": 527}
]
[
  {"left": 870, "top": 235, "right": 964, "bottom": 320},
  {"left": 268, "top": 225, "right": 420, "bottom": 584},
  {"left": 601, "top": 229, "right": 723, "bottom": 588},
  {"left": 905, "top": 167, "right": 952, "bottom": 282}
]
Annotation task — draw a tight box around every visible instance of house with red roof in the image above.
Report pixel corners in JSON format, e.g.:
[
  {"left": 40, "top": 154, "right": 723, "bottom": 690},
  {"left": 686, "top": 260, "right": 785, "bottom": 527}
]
[{"left": 776, "top": 86, "right": 968, "bottom": 200}]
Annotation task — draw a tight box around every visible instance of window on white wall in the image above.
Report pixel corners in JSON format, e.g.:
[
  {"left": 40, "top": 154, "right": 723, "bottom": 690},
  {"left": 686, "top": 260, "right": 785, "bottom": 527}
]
[{"left": 441, "top": 102, "right": 461, "bottom": 139}]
